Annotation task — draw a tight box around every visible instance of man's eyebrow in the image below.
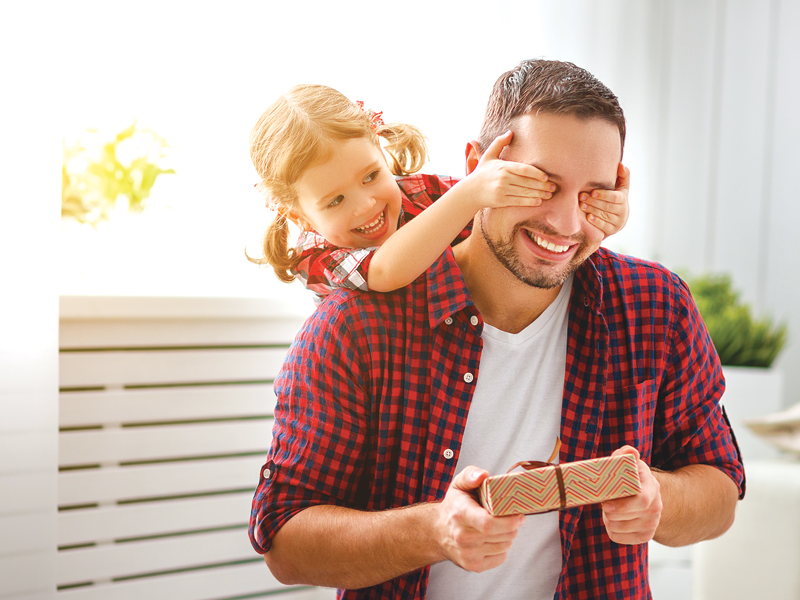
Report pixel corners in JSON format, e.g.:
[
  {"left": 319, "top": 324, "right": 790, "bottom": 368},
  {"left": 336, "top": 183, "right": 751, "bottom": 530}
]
[
  {"left": 588, "top": 181, "right": 616, "bottom": 190},
  {"left": 546, "top": 172, "right": 615, "bottom": 190}
]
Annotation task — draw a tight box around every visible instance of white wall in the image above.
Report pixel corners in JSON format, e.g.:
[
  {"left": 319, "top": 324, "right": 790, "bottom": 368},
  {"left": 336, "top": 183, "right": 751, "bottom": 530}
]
[
  {"left": 0, "top": 4, "right": 61, "bottom": 599},
  {"left": 644, "top": 0, "right": 800, "bottom": 408},
  {"left": 56, "top": 0, "right": 661, "bottom": 296}
]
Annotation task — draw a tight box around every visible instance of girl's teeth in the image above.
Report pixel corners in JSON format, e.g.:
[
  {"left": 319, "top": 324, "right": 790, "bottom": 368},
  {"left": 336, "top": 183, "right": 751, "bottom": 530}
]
[{"left": 356, "top": 212, "right": 384, "bottom": 234}]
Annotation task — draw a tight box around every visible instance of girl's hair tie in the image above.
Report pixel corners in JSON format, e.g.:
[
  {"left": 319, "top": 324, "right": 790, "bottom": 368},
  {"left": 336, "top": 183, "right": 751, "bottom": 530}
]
[
  {"left": 254, "top": 181, "right": 280, "bottom": 211},
  {"left": 355, "top": 100, "right": 385, "bottom": 134}
]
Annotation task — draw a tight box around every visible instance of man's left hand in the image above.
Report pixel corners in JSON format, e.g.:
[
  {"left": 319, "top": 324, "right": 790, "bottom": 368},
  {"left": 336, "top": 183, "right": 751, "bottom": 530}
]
[{"left": 600, "top": 446, "right": 662, "bottom": 545}]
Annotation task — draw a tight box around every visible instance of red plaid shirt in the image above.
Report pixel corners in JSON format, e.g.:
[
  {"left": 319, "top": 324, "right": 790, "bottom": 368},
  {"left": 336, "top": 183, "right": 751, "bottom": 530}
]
[
  {"left": 249, "top": 247, "right": 745, "bottom": 599},
  {"left": 293, "top": 174, "right": 466, "bottom": 302}
]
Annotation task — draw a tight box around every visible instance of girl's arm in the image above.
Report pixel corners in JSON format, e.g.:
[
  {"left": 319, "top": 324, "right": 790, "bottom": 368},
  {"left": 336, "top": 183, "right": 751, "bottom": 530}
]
[{"left": 367, "top": 132, "right": 551, "bottom": 292}]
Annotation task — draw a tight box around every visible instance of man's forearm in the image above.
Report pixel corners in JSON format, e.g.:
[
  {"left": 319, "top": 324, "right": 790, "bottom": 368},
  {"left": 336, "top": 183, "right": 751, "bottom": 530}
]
[
  {"left": 264, "top": 503, "right": 442, "bottom": 589},
  {"left": 652, "top": 464, "right": 739, "bottom": 547}
]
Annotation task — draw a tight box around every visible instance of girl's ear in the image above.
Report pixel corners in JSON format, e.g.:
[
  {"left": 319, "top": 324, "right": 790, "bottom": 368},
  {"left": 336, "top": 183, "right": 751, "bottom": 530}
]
[{"left": 278, "top": 206, "right": 311, "bottom": 231}]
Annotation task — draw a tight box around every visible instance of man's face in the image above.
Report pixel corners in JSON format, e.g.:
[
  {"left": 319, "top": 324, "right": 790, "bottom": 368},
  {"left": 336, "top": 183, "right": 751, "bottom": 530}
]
[{"left": 474, "top": 112, "right": 621, "bottom": 289}]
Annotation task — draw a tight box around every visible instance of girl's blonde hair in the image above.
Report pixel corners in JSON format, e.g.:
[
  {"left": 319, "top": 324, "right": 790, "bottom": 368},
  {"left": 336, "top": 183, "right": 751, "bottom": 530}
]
[{"left": 249, "top": 84, "right": 428, "bottom": 282}]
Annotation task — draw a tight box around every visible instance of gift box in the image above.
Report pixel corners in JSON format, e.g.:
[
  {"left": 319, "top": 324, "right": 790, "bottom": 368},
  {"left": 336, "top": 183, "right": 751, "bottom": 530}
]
[{"left": 479, "top": 453, "right": 642, "bottom": 516}]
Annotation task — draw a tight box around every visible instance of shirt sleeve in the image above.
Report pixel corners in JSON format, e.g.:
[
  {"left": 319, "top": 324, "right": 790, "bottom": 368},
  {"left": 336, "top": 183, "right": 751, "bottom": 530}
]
[
  {"left": 248, "top": 298, "right": 371, "bottom": 553},
  {"left": 292, "top": 231, "right": 377, "bottom": 298},
  {"left": 652, "top": 276, "right": 746, "bottom": 498},
  {"left": 396, "top": 174, "right": 471, "bottom": 245}
]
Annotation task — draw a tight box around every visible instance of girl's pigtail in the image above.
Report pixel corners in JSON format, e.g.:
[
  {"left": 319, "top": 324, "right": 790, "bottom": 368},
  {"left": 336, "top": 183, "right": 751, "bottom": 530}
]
[
  {"left": 248, "top": 212, "right": 299, "bottom": 283},
  {"left": 377, "top": 122, "right": 429, "bottom": 176}
]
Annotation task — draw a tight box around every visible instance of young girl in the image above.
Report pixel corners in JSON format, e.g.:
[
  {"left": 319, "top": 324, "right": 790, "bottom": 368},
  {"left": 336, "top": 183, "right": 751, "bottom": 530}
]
[{"left": 249, "top": 84, "right": 629, "bottom": 301}]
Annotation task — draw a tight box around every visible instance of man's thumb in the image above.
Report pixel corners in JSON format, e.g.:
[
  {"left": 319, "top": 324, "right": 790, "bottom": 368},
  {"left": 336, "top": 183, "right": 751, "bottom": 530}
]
[{"left": 452, "top": 466, "right": 489, "bottom": 491}]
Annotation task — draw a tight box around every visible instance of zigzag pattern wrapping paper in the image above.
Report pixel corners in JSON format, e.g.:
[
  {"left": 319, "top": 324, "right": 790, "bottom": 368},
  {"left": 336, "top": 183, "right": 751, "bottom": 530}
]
[{"left": 479, "top": 453, "right": 642, "bottom": 516}]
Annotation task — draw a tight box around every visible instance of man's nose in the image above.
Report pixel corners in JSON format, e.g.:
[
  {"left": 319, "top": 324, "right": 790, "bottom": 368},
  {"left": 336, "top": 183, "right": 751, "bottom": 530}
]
[{"left": 542, "top": 192, "right": 584, "bottom": 236}]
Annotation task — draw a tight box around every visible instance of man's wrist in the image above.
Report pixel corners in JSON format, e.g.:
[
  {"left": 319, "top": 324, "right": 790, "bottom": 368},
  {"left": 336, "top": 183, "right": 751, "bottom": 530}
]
[{"left": 400, "top": 501, "right": 447, "bottom": 567}]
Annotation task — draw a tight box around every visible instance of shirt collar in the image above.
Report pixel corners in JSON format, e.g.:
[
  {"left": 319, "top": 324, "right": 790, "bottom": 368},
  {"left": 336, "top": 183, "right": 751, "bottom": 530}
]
[
  {"left": 425, "top": 246, "right": 608, "bottom": 329},
  {"left": 573, "top": 248, "right": 606, "bottom": 312}
]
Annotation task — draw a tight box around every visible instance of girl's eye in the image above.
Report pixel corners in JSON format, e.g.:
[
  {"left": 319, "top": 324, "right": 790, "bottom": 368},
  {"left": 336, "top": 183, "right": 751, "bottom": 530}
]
[
  {"left": 327, "top": 195, "right": 344, "bottom": 209},
  {"left": 364, "top": 170, "right": 380, "bottom": 183}
]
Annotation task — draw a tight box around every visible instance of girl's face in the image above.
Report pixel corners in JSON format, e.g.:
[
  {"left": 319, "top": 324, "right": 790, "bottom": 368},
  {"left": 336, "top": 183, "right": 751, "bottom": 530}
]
[{"left": 292, "top": 137, "right": 402, "bottom": 248}]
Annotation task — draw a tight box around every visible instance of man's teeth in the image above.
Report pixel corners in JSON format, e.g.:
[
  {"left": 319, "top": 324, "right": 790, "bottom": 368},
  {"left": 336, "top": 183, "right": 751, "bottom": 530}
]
[
  {"left": 355, "top": 212, "right": 385, "bottom": 234},
  {"left": 530, "top": 232, "right": 569, "bottom": 253}
]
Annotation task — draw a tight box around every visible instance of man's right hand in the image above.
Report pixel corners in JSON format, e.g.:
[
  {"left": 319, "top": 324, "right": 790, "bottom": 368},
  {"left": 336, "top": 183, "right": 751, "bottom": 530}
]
[{"left": 433, "top": 466, "right": 526, "bottom": 572}]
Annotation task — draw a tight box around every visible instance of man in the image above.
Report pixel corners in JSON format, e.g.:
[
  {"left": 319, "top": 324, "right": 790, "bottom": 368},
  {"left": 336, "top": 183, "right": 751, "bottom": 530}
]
[{"left": 249, "top": 59, "right": 744, "bottom": 599}]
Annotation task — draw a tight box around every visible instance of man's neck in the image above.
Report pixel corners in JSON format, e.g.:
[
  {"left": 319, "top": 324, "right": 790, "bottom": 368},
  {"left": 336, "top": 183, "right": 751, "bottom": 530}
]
[{"left": 452, "top": 235, "right": 562, "bottom": 334}]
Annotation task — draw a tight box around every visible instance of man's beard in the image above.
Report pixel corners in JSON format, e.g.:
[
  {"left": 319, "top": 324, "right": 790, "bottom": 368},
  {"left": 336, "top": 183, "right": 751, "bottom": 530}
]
[{"left": 479, "top": 211, "right": 590, "bottom": 289}]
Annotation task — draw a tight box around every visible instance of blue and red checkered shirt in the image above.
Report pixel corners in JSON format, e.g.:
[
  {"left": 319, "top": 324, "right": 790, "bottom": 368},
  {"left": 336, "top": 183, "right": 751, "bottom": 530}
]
[
  {"left": 250, "top": 246, "right": 745, "bottom": 599},
  {"left": 293, "top": 174, "right": 465, "bottom": 302}
]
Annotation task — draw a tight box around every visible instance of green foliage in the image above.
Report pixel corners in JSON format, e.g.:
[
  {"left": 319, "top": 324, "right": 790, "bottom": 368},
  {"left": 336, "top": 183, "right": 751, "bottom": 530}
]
[
  {"left": 686, "top": 273, "right": 787, "bottom": 368},
  {"left": 62, "top": 122, "right": 175, "bottom": 226}
]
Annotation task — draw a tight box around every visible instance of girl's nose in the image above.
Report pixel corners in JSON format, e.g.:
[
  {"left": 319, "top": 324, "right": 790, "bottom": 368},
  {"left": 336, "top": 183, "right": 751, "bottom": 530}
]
[{"left": 353, "top": 195, "right": 377, "bottom": 217}]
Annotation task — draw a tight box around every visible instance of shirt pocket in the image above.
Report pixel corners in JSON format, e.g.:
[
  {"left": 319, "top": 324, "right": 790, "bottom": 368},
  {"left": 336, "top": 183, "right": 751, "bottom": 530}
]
[{"left": 602, "top": 379, "right": 658, "bottom": 458}]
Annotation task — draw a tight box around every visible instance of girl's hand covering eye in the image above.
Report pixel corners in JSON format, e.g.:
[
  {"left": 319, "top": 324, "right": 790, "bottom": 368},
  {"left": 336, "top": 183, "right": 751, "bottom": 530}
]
[{"left": 580, "top": 163, "right": 630, "bottom": 239}]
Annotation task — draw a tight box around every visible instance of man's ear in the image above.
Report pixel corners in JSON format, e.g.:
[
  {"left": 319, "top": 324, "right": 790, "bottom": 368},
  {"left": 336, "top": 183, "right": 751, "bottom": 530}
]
[{"left": 464, "top": 140, "right": 482, "bottom": 176}]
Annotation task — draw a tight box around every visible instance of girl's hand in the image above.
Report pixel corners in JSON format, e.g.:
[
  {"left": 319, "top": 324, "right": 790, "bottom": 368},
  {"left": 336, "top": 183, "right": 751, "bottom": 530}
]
[
  {"left": 580, "top": 163, "right": 630, "bottom": 239},
  {"left": 462, "top": 131, "right": 554, "bottom": 210}
]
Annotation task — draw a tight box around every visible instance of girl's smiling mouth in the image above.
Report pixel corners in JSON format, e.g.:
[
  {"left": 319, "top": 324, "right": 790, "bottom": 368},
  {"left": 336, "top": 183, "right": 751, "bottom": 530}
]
[{"left": 354, "top": 208, "right": 387, "bottom": 236}]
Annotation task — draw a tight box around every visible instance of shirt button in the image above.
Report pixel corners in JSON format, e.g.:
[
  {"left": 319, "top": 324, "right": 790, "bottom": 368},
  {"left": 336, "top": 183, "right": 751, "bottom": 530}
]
[
  {"left": 444, "top": 317, "right": 453, "bottom": 325},
  {"left": 443, "top": 448, "right": 454, "bottom": 460},
  {"left": 470, "top": 316, "right": 479, "bottom": 326},
  {"left": 583, "top": 296, "right": 589, "bottom": 307},
  {"left": 464, "top": 372, "right": 474, "bottom": 383},
  {"left": 263, "top": 468, "right": 271, "bottom": 479}
]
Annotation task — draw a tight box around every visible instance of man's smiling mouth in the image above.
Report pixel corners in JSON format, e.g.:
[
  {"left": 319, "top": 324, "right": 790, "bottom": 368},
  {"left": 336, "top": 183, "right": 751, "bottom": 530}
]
[
  {"left": 355, "top": 210, "right": 385, "bottom": 234},
  {"left": 527, "top": 231, "right": 570, "bottom": 254}
]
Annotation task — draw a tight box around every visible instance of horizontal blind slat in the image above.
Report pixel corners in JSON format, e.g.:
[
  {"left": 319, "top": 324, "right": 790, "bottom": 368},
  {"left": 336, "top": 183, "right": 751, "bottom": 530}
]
[
  {"left": 59, "top": 384, "right": 276, "bottom": 427},
  {"left": 59, "top": 420, "right": 273, "bottom": 467},
  {"left": 60, "top": 317, "right": 307, "bottom": 349},
  {"left": 58, "top": 455, "right": 265, "bottom": 506},
  {"left": 59, "top": 347, "right": 289, "bottom": 388},
  {"left": 57, "top": 528, "right": 256, "bottom": 586},
  {"left": 55, "top": 561, "right": 289, "bottom": 600},
  {"left": 58, "top": 492, "right": 254, "bottom": 547}
]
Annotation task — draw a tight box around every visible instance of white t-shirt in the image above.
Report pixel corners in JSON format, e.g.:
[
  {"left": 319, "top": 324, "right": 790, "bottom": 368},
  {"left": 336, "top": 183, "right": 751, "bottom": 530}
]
[{"left": 425, "top": 276, "right": 573, "bottom": 600}]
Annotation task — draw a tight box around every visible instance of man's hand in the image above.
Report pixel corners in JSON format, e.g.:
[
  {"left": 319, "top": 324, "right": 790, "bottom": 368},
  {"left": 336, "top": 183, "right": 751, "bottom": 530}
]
[
  {"left": 434, "top": 466, "right": 526, "bottom": 572},
  {"left": 601, "top": 446, "right": 662, "bottom": 545}
]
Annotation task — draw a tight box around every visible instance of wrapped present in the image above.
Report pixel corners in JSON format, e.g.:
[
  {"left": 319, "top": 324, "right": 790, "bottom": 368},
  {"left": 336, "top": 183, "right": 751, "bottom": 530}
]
[{"left": 479, "top": 451, "right": 642, "bottom": 516}]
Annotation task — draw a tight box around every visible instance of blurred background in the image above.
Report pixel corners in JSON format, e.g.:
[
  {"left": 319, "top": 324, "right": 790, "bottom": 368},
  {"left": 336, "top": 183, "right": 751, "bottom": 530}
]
[{"left": 3, "top": 0, "right": 800, "bottom": 598}]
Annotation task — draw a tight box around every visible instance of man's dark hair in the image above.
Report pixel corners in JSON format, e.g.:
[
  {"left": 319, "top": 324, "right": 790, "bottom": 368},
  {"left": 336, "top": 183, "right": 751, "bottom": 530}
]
[{"left": 478, "top": 59, "right": 626, "bottom": 155}]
